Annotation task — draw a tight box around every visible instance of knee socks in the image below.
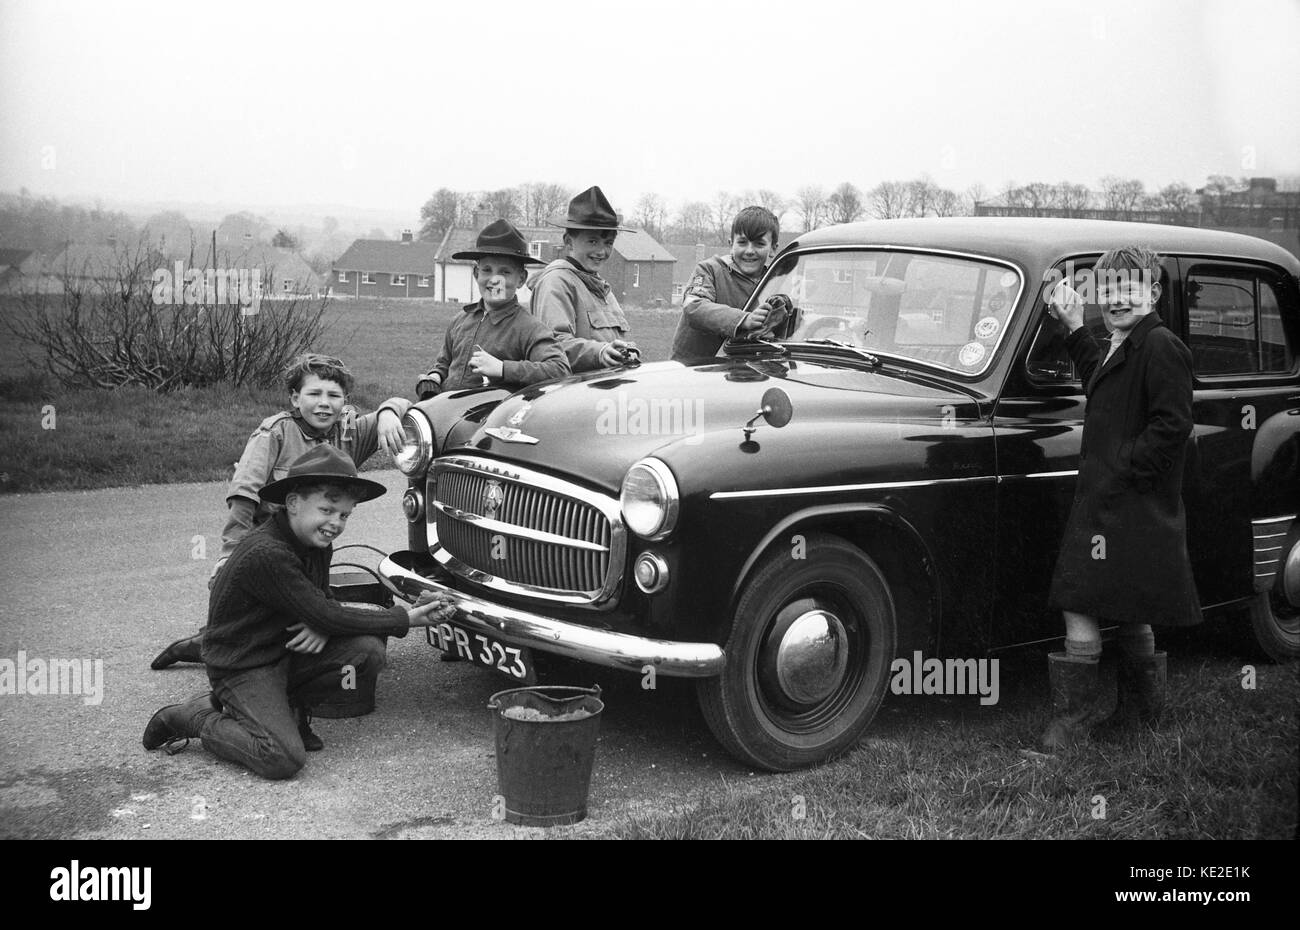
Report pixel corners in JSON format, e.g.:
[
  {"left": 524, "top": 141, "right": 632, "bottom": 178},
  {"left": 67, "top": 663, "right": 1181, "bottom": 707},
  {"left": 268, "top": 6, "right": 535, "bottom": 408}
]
[
  {"left": 1117, "top": 623, "right": 1156, "bottom": 658},
  {"left": 1064, "top": 636, "right": 1102, "bottom": 663}
]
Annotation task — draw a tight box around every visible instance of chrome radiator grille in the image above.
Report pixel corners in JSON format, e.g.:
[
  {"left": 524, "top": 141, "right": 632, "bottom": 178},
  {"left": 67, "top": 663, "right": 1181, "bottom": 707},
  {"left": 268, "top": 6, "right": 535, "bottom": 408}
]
[{"left": 429, "top": 456, "right": 624, "bottom": 604}]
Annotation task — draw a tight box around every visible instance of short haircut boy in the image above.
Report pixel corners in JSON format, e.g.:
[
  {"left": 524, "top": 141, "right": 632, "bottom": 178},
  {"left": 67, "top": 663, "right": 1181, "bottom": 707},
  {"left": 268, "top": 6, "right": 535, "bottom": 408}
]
[{"left": 732, "top": 206, "right": 780, "bottom": 247}]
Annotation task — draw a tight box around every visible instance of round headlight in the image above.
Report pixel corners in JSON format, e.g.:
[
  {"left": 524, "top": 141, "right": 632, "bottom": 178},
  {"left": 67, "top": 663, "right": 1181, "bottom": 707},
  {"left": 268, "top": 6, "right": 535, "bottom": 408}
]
[
  {"left": 620, "top": 458, "right": 680, "bottom": 540},
  {"left": 393, "top": 411, "right": 434, "bottom": 476}
]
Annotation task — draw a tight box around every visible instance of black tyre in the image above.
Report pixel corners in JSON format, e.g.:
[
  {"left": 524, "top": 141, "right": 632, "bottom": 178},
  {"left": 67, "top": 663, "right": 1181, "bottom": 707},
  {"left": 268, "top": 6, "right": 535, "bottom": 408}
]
[
  {"left": 696, "top": 532, "right": 897, "bottom": 771},
  {"left": 1246, "top": 588, "right": 1300, "bottom": 662}
]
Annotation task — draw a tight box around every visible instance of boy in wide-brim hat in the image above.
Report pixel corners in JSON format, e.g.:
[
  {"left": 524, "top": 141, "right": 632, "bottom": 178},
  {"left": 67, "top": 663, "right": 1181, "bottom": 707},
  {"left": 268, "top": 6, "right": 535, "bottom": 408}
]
[
  {"left": 415, "top": 219, "right": 570, "bottom": 398},
  {"left": 143, "top": 445, "right": 455, "bottom": 779},
  {"left": 529, "top": 186, "right": 640, "bottom": 372}
]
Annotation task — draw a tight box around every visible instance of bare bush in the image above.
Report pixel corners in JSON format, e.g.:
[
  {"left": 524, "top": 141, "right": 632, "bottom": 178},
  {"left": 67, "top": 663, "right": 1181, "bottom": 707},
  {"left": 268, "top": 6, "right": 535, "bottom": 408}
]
[{"left": 6, "top": 238, "right": 331, "bottom": 392}]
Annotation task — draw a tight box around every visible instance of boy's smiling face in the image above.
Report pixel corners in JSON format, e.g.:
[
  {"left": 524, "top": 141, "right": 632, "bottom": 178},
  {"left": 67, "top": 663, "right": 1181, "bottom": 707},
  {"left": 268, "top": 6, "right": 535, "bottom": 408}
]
[
  {"left": 1097, "top": 276, "right": 1160, "bottom": 333},
  {"left": 475, "top": 258, "right": 526, "bottom": 309},
  {"left": 731, "top": 231, "right": 776, "bottom": 276},
  {"left": 567, "top": 230, "right": 617, "bottom": 272},
  {"left": 291, "top": 373, "right": 347, "bottom": 432},
  {"left": 285, "top": 486, "right": 358, "bottom": 548}
]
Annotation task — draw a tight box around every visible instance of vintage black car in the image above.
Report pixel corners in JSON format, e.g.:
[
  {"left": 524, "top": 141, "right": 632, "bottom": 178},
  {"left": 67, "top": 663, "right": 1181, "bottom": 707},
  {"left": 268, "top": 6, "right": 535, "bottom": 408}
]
[{"left": 378, "top": 218, "right": 1300, "bottom": 771}]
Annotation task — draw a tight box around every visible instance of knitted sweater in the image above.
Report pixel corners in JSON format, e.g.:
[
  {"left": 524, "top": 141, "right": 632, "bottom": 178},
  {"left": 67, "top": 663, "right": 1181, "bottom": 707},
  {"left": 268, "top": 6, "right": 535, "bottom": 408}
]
[{"left": 203, "top": 511, "right": 409, "bottom": 674}]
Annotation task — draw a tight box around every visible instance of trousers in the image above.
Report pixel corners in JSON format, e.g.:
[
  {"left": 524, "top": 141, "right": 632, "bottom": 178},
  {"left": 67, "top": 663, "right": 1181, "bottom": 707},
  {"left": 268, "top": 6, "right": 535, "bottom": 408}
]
[{"left": 200, "top": 635, "right": 387, "bottom": 780}]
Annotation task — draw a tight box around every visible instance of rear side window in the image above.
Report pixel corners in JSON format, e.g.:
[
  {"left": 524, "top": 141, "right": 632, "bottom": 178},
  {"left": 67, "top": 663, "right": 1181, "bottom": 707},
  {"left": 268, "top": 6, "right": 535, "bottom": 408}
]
[{"left": 1185, "top": 264, "right": 1294, "bottom": 376}]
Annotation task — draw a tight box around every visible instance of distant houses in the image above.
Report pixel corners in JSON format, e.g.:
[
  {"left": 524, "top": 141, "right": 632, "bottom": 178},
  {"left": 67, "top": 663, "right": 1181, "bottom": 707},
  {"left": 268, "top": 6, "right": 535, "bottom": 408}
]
[
  {"left": 664, "top": 241, "right": 730, "bottom": 304},
  {"left": 331, "top": 208, "right": 679, "bottom": 305}
]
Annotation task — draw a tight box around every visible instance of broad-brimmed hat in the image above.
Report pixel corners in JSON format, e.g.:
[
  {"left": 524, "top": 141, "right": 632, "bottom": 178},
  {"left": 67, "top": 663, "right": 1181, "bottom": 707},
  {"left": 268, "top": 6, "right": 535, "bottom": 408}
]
[
  {"left": 259, "top": 445, "right": 387, "bottom": 504},
  {"left": 547, "top": 186, "right": 635, "bottom": 232},
  {"left": 451, "top": 218, "right": 544, "bottom": 265}
]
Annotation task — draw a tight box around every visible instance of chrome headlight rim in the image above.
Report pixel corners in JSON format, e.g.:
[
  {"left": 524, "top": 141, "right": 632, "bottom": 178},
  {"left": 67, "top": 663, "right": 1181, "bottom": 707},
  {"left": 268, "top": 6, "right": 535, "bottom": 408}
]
[
  {"left": 394, "top": 410, "right": 434, "bottom": 476},
  {"left": 620, "top": 457, "right": 680, "bottom": 541}
]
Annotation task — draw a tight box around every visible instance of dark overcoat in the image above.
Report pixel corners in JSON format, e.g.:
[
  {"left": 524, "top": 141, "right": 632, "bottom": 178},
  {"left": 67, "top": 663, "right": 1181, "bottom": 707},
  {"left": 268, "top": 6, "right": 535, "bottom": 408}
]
[{"left": 1047, "top": 312, "right": 1203, "bottom": 626}]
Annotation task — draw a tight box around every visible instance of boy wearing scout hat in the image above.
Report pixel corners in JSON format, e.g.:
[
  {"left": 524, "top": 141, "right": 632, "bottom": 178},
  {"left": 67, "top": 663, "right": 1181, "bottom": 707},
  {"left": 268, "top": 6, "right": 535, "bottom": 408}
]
[
  {"left": 529, "top": 186, "right": 640, "bottom": 372},
  {"left": 416, "top": 219, "right": 570, "bottom": 398},
  {"left": 144, "top": 445, "right": 455, "bottom": 779}
]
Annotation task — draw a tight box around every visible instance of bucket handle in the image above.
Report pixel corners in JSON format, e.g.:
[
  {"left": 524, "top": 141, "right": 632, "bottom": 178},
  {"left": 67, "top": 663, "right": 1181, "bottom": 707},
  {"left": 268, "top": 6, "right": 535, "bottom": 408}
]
[{"left": 488, "top": 684, "right": 602, "bottom": 712}]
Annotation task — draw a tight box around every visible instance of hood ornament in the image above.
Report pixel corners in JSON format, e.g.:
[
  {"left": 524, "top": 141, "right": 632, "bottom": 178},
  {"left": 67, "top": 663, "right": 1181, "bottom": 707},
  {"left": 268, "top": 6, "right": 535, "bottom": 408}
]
[{"left": 484, "top": 426, "right": 539, "bottom": 444}]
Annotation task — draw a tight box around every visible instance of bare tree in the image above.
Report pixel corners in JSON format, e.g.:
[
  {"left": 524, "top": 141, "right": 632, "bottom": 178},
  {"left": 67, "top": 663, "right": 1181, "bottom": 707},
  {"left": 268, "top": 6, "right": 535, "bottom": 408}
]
[
  {"left": 1022, "top": 182, "right": 1059, "bottom": 211},
  {"left": 484, "top": 187, "right": 523, "bottom": 223},
  {"left": 634, "top": 192, "right": 668, "bottom": 238},
  {"left": 905, "top": 177, "right": 942, "bottom": 217},
  {"left": 930, "top": 188, "right": 964, "bottom": 217},
  {"left": 867, "top": 181, "right": 911, "bottom": 219},
  {"left": 712, "top": 191, "right": 738, "bottom": 243},
  {"left": 1055, "top": 182, "right": 1092, "bottom": 213},
  {"left": 963, "top": 183, "right": 988, "bottom": 215},
  {"left": 672, "top": 201, "right": 714, "bottom": 243},
  {"left": 1154, "top": 182, "right": 1197, "bottom": 216},
  {"left": 794, "top": 185, "right": 826, "bottom": 232},
  {"left": 826, "top": 182, "right": 865, "bottom": 224},
  {"left": 418, "top": 187, "right": 463, "bottom": 242},
  {"left": 522, "top": 182, "right": 572, "bottom": 226},
  {"left": 1099, "top": 176, "right": 1146, "bottom": 215}
]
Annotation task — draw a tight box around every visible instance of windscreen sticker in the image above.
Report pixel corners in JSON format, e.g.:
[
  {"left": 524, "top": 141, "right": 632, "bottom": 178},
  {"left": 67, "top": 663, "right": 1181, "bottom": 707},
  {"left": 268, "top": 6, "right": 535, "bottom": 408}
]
[
  {"left": 974, "top": 316, "right": 1000, "bottom": 340},
  {"left": 958, "top": 341, "right": 986, "bottom": 367},
  {"left": 999, "top": 271, "right": 1018, "bottom": 289}
]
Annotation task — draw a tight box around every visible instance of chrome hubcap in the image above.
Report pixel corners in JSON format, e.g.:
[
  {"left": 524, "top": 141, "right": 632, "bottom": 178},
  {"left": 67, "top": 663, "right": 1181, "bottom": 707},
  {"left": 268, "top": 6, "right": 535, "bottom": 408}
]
[
  {"left": 1284, "top": 542, "right": 1300, "bottom": 609},
  {"left": 774, "top": 609, "right": 849, "bottom": 705}
]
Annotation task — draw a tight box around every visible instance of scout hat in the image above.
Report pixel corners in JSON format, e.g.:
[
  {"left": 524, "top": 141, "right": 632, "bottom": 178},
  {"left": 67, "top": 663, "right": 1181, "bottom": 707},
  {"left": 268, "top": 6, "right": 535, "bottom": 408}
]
[
  {"left": 259, "top": 445, "right": 387, "bottom": 504},
  {"left": 547, "top": 185, "right": 635, "bottom": 232},
  {"left": 451, "top": 218, "right": 544, "bottom": 265}
]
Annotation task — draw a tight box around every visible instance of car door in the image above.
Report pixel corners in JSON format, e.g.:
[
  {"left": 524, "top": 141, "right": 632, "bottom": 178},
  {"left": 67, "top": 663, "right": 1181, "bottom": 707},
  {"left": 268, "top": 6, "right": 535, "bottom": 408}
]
[{"left": 1174, "top": 256, "right": 1300, "bottom": 608}]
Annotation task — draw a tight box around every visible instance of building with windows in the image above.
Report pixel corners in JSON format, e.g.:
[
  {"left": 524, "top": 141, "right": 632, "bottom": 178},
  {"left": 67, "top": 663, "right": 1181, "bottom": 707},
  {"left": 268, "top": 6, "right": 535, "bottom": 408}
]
[{"left": 331, "top": 231, "right": 440, "bottom": 298}]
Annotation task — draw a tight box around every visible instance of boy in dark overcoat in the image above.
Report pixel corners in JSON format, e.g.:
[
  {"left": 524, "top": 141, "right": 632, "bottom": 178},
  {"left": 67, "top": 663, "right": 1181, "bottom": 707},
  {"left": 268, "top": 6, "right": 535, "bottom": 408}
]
[{"left": 1042, "top": 245, "right": 1200, "bottom": 749}]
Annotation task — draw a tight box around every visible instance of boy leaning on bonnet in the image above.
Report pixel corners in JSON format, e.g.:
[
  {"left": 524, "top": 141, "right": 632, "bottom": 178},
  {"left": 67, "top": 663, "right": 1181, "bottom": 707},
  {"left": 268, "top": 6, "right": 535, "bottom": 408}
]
[
  {"left": 150, "top": 353, "right": 412, "bottom": 671},
  {"left": 143, "top": 445, "right": 457, "bottom": 780},
  {"left": 670, "top": 205, "right": 790, "bottom": 361},
  {"left": 528, "top": 186, "right": 640, "bottom": 372},
  {"left": 415, "top": 219, "right": 570, "bottom": 399}
]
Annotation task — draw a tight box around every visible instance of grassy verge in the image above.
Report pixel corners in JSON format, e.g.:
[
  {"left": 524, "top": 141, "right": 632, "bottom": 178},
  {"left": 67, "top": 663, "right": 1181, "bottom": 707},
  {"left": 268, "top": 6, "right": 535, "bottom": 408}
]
[
  {"left": 0, "top": 296, "right": 680, "bottom": 493},
  {"left": 604, "top": 649, "right": 1298, "bottom": 839}
]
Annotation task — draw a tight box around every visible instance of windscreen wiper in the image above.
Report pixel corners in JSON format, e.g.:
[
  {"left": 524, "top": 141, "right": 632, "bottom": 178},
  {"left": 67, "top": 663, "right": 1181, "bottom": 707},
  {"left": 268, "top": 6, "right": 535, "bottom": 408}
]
[{"left": 796, "top": 339, "right": 882, "bottom": 367}]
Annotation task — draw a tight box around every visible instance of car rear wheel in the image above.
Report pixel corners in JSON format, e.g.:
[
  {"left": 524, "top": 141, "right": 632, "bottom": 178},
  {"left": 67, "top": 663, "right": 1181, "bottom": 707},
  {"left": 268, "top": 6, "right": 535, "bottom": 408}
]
[
  {"left": 1247, "top": 584, "right": 1300, "bottom": 662},
  {"left": 696, "top": 532, "right": 896, "bottom": 771}
]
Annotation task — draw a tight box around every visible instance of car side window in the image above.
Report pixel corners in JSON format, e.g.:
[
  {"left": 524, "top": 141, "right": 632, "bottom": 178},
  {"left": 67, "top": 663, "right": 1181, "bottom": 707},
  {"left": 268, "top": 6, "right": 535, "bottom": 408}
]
[
  {"left": 1025, "top": 260, "right": 1110, "bottom": 384},
  {"left": 1185, "top": 264, "right": 1294, "bottom": 377}
]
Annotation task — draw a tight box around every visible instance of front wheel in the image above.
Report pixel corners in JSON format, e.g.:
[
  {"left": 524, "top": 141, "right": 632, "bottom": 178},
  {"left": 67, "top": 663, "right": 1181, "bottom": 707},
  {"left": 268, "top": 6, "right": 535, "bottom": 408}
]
[
  {"left": 1247, "top": 588, "right": 1300, "bottom": 662},
  {"left": 696, "top": 532, "right": 897, "bottom": 771}
]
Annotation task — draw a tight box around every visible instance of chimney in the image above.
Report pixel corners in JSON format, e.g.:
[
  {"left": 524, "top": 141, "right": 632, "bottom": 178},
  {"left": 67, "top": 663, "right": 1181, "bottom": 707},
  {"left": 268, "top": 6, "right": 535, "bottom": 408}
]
[
  {"left": 473, "top": 203, "right": 493, "bottom": 232},
  {"left": 401, "top": 229, "right": 413, "bottom": 243}
]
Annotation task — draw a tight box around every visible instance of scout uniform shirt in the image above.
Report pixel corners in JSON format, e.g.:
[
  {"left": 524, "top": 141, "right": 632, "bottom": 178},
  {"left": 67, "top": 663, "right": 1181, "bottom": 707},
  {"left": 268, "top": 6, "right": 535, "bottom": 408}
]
[
  {"left": 530, "top": 257, "right": 631, "bottom": 372},
  {"left": 421, "top": 296, "right": 569, "bottom": 393},
  {"left": 670, "top": 254, "right": 766, "bottom": 361},
  {"left": 221, "top": 400, "right": 409, "bottom": 559}
]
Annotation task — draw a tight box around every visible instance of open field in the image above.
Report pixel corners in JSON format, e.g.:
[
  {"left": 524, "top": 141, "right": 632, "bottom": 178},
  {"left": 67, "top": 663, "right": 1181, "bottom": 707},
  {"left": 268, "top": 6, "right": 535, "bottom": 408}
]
[{"left": 0, "top": 296, "right": 682, "bottom": 493}]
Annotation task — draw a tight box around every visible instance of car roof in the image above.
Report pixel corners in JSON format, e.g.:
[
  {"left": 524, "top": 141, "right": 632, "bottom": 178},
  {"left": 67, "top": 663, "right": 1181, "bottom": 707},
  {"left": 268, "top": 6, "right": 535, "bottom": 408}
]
[{"left": 784, "top": 217, "right": 1300, "bottom": 273}]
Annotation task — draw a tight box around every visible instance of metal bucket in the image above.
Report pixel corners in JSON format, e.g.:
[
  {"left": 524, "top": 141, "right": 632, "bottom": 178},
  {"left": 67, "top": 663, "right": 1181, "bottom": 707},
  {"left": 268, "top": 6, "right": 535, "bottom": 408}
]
[{"left": 487, "top": 685, "right": 604, "bottom": 827}]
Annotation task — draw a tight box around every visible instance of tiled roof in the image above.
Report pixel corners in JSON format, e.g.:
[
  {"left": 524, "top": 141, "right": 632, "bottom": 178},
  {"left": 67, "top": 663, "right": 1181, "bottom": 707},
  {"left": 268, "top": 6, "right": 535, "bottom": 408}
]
[
  {"left": 334, "top": 238, "right": 441, "bottom": 274},
  {"left": 612, "top": 228, "right": 674, "bottom": 262},
  {"left": 0, "top": 248, "right": 33, "bottom": 269}
]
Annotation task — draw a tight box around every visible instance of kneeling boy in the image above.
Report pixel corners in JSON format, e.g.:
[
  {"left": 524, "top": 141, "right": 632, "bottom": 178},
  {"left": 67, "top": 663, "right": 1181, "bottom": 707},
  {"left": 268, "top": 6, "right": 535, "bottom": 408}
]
[
  {"left": 143, "top": 445, "right": 453, "bottom": 779},
  {"left": 416, "top": 219, "right": 570, "bottom": 398}
]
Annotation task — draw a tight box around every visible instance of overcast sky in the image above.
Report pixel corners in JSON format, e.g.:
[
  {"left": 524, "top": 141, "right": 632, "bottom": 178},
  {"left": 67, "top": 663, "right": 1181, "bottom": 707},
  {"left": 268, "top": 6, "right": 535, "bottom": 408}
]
[{"left": 1, "top": 0, "right": 1297, "bottom": 220}]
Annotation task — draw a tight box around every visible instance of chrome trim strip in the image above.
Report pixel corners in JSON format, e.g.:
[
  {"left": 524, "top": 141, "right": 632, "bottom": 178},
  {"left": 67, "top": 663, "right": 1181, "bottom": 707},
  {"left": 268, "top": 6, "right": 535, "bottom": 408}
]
[
  {"left": 430, "top": 455, "right": 627, "bottom": 605},
  {"left": 433, "top": 501, "right": 610, "bottom": 552},
  {"left": 378, "top": 555, "right": 724, "bottom": 678},
  {"left": 1253, "top": 516, "right": 1296, "bottom": 593},
  {"left": 710, "top": 475, "right": 997, "bottom": 500},
  {"left": 1016, "top": 470, "right": 1080, "bottom": 479}
]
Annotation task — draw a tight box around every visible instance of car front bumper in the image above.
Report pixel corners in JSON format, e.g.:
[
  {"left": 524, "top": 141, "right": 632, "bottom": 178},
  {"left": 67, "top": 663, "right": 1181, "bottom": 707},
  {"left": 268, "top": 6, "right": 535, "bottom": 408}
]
[{"left": 378, "top": 553, "right": 726, "bottom": 678}]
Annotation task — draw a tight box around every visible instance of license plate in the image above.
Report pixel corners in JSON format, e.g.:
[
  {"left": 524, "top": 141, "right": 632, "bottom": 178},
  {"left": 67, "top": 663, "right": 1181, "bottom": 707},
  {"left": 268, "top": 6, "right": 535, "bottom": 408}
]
[{"left": 427, "top": 621, "right": 535, "bottom": 683}]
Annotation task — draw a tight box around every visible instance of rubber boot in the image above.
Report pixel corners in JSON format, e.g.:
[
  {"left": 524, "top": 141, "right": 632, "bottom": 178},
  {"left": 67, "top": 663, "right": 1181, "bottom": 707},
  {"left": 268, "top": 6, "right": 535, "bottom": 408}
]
[
  {"left": 143, "top": 692, "right": 220, "bottom": 752},
  {"left": 297, "top": 707, "right": 324, "bottom": 752},
  {"left": 1040, "top": 652, "right": 1108, "bottom": 751},
  {"left": 150, "top": 630, "right": 205, "bottom": 669},
  {"left": 1100, "top": 651, "right": 1167, "bottom": 733}
]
